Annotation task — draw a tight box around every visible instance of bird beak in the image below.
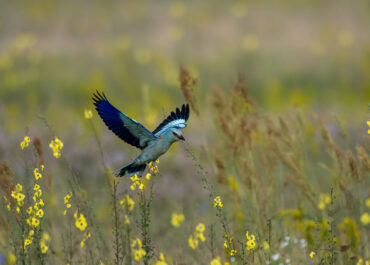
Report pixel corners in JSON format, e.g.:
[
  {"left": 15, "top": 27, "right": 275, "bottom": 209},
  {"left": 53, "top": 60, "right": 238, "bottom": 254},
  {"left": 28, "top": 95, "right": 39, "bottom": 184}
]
[{"left": 178, "top": 135, "right": 185, "bottom": 141}]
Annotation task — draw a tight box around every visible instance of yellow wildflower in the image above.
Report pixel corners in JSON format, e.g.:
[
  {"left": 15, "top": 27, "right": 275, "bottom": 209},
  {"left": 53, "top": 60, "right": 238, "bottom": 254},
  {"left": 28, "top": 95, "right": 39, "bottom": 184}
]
[
  {"left": 36, "top": 209, "right": 44, "bottom": 218},
  {"left": 171, "top": 213, "right": 185, "bottom": 227},
  {"left": 84, "top": 109, "right": 93, "bottom": 119},
  {"left": 74, "top": 211, "right": 88, "bottom": 231},
  {"left": 124, "top": 214, "right": 130, "bottom": 225},
  {"left": 246, "top": 231, "right": 256, "bottom": 250},
  {"left": 360, "top": 213, "right": 370, "bottom": 225},
  {"left": 120, "top": 194, "right": 135, "bottom": 211},
  {"left": 42, "top": 232, "right": 50, "bottom": 242},
  {"left": 230, "top": 249, "right": 237, "bottom": 256},
  {"left": 49, "top": 137, "right": 63, "bottom": 158},
  {"left": 131, "top": 238, "right": 146, "bottom": 261},
  {"left": 31, "top": 217, "right": 40, "bottom": 228},
  {"left": 309, "top": 251, "right": 315, "bottom": 259},
  {"left": 24, "top": 238, "right": 32, "bottom": 247},
  {"left": 20, "top": 136, "right": 30, "bottom": 150},
  {"left": 40, "top": 243, "right": 48, "bottom": 253},
  {"left": 366, "top": 198, "right": 370, "bottom": 208},
  {"left": 15, "top": 184, "right": 22, "bottom": 192},
  {"left": 263, "top": 241, "right": 270, "bottom": 250},
  {"left": 188, "top": 235, "right": 199, "bottom": 249},
  {"left": 34, "top": 184, "right": 40, "bottom": 191},
  {"left": 33, "top": 168, "right": 42, "bottom": 180},
  {"left": 318, "top": 193, "right": 331, "bottom": 210},
  {"left": 213, "top": 196, "right": 224, "bottom": 208},
  {"left": 210, "top": 256, "right": 222, "bottom": 265},
  {"left": 8, "top": 252, "right": 16, "bottom": 265},
  {"left": 154, "top": 253, "right": 167, "bottom": 265},
  {"left": 367, "top": 120, "right": 370, "bottom": 134}
]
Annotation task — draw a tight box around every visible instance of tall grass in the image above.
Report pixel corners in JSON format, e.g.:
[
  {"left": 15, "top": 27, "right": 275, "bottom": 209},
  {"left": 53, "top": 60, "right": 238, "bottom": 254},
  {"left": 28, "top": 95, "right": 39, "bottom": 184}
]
[{"left": 0, "top": 70, "right": 369, "bottom": 264}]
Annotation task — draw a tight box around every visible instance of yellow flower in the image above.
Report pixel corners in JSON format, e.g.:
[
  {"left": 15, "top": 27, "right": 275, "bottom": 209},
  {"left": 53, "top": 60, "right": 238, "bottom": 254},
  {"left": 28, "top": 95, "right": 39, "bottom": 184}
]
[
  {"left": 131, "top": 238, "right": 146, "bottom": 261},
  {"left": 15, "top": 184, "right": 23, "bottom": 192},
  {"left": 74, "top": 211, "right": 88, "bottom": 231},
  {"left": 49, "top": 137, "right": 63, "bottom": 158},
  {"left": 196, "top": 223, "right": 205, "bottom": 233},
  {"left": 34, "top": 168, "right": 42, "bottom": 180},
  {"left": 42, "top": 232, "right": 50, "bottom": 241},
  {"left": 24, "top": 238, "right": 32, "bottom": 247},
  {"left": 8, "top": 252, "right": 16, "bottom": 265},
  {"left": 263, "top": 241, "right": 270, "bottom": 250},
  {"left": 154, "top": 253, "right": 167, "bottom": 265},
  {"left": 36, "top": 209, "right": 44, "bottom": 218},
  {"left": 145, "top": 173, "right": 151, "bottom": 180},
  {"left": 34, "top": 184, "right": 40, "bottom": 191},
  {"left": 124, "top": 214, "right": 130, "bottom": 225},
  {"left": 309, "top": 251, "right": 315, "bottom": 259},
  {"left": 318, "top": 194, "right": 331, "bottom": 210},
  {"left": 31, "top": 217, "right": 40, "bottom": 228},
  {"left": 360, "top": 213, "right": 370, "bottom": 225},
  {"left": 20, "top": 136, "right": 30, "bottom": 150},
  {"left": 246, "top": 231, "right": 256, "bottom": 250},
  {"left": 64, "top": 193, "right": 72, "bottom": 204},
  {"left": 84, "top": 109, "right": 93, "bottom": 119},
  {"left": 41, "top": 164, "right": 45, "bottom": 171},
  {"left": 230, "top": 249, "right": 237, "bottom": 256},
  {"left": 213, "top": 196, "right": 224, "bottom": 208},
  {"left": 188, "top": 235, "right": 199, "bottom": 249},
  {"left": 366, "top": 198, "right": 370, "bottom": 208},
  {"left": 210, "top": 256, "right": 222, "bottom": 265},
  {"left": 171, "top": 213, "right": 185, "bottom": 227},
  {"left": 41, "top": 244, "right": 48, "bottom": 253},
  {"left": 120, "top": 194, "right": 135, "bottom": 211}
]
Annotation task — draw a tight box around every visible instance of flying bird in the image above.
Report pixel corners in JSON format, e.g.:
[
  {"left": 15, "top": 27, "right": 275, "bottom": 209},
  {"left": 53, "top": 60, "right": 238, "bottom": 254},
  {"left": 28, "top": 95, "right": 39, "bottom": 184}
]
[{"left": 92, "top": 91, "right": 190, "bottom": 177}]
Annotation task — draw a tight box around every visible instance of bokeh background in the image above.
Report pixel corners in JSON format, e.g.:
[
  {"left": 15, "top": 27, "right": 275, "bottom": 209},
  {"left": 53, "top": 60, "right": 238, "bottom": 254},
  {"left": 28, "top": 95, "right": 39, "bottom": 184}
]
[{"left": 0, "top": 0, "right": 369, "bottom": 264}]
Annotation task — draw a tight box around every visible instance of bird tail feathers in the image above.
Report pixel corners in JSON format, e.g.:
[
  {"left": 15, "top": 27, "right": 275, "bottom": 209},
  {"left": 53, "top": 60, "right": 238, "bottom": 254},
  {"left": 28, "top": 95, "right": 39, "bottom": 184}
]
[{"left": 114, "top": 160, "right": 146, "bottom": 177}]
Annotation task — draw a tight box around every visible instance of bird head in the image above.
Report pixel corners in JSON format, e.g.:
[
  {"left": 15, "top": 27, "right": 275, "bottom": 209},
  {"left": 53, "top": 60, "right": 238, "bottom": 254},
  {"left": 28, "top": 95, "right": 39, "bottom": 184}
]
[{"left": 168, "top": 128, "right": 185, "bottom": 142}]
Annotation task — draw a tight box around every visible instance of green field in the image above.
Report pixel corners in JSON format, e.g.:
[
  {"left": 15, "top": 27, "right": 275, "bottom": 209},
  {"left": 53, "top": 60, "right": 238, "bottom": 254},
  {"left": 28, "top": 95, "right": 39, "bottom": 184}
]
[{"left": 0, "top": 1, "right": 369, "bottom": 264}]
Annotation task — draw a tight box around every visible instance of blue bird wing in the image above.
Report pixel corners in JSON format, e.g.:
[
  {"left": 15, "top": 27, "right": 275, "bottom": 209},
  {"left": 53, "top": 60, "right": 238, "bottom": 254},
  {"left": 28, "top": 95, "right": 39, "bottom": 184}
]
[
  {"left": 93, "top": 91, "right": 157, "bottom": 149},
  {"left": 152, "top": 104, "right": 190, "bottom": 136}
]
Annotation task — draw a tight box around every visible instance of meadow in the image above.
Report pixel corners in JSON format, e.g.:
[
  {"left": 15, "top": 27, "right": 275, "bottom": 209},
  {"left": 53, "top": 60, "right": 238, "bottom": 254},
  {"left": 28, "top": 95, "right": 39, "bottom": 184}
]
[{"left": 0, "top": 0, "right": 369, "bottom": 264}]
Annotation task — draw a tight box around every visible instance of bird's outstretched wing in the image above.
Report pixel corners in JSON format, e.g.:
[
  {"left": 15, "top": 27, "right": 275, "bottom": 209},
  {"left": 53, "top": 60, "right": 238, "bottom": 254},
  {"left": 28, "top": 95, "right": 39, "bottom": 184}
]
[
  {"left": 152, "top": 104, "right": 190, "bottom": 136},
  {"left": 93, "top": 91, "right": 157, "bottom": 149}
]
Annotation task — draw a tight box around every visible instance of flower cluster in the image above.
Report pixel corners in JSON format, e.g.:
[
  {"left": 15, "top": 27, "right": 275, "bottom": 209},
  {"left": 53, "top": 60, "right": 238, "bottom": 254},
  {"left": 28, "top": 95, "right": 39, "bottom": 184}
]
[
  {"left": 63, "top": 192, "right": 72, "bottom": 215},
  {"left": 49, "top": 137, "right": 63, "bottom": 158},
  {"left": 188, "top": 223, "right": 206, "bottom": 249},
  {"left": 223, "top": 236, "right": 237, "bottom": 257},
  {"left": 74, "top": 211, "right": 90, "bottom": 247},
  {"left": 20, "top": 136, "right": 30, "bottom": 150},
  {"left": 213, "top": 196, "right": 223, "bottom": 208},
  {"left": 24, "top": 230, "right": 34, "bottom": 248},
  {"left": 130, "top": 174, "right": 146, "bottom": 191},
  {"left": 318, "top": 193, "right": 331, "bottom": 210},
  {"left": 74, "top": 211, "right": 88, "bottom": 231},
  {"left": 33, "top": 167, "right": 43, "bottom": 180},
  {"left": 84, "top": 109, "right": 93, "bottom": 119},
  {"left": 120, "top": 194, "right": 135, "bottom": 211},
  {"left": 40, "top": 232, "right": 50, "bottom": 254},
  {"left": 26, "top": 182, "right": 45, "bottom": 229},
  {"left": 131, "top": 238, "right": 146, "bottom": 261},
  {"left": 246, "top": 231, "right": 256, "bottom": 250},
  {"left": 11, "top": 184, "right": 25, "bottom": 208},
  {"left": 171, "top": 212, "right": 185, "bottom": 228},
  {"left": 148, "top": 160, "right": 159, "bottom": 174},
  {"left": 154, "top": 253, "right": 167, "bottom": 265}
]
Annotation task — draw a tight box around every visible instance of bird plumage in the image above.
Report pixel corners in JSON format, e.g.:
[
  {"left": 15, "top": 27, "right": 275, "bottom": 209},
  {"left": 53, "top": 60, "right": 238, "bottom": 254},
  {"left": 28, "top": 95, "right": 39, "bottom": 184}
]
[{"left": 92, "top": 91, "right": 189, "bottom": 177}]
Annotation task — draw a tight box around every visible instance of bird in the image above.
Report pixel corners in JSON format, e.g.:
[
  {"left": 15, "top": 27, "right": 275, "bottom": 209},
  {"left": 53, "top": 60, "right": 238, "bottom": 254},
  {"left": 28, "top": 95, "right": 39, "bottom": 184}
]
[{"left": 92, "top": 91, "right": 190, "bottom": 177}]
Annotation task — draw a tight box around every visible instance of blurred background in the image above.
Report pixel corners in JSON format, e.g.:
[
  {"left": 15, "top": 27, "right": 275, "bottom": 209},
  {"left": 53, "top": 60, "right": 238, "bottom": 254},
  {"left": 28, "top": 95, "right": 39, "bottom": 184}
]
[{"left": 0, "top": 0, "right": 369, "bottom": 263}]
